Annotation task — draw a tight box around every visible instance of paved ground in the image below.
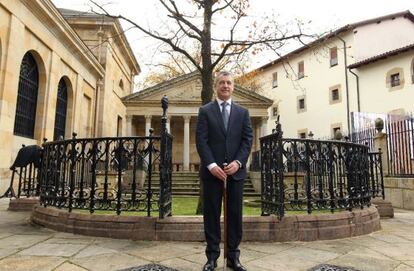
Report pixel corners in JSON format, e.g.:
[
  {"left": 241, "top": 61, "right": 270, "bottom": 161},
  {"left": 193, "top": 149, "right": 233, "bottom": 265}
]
[{"left": 0, "top": 199, "right": 414, "bottom": 271}]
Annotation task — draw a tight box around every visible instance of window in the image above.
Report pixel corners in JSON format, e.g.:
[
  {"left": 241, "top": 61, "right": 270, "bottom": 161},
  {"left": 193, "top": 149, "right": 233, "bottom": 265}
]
[
  {"left": 298, "top": 61, "right": 304, "bottom": 79},
  {"left": 329, "top": 85, "right": 342, "bottom": 104},
  {"left": 14, "top": 52, "right": 39, "bottom": 138},
  {"left": 386, "top": 68, "right": 404, "bottom": 90},
  {"left": 331, "top": 89, "right": 339, "bottom": 101},
  {"left": 272, "top": 72, "right": 278, "bottom": 88},
  {"left": 298, "top": 98, "right": 305, "bottom": 109},
  {"left": 391, "top": 73, "right": 400, "bottom": 87},
  {"left": 330, "top": 47, "right": 338, "bottom": 67},
  {"left": 119, "top": 79, "right": 124, "bottom": 90},
  {"left": 299, "top": 132, "right": 306, "bottom": 139},
  {"left": 53, "top": 78, "right": 68, "bottom": 140},
  {"left": 297, "top": 96, "right": 306, "bottom": 113}
]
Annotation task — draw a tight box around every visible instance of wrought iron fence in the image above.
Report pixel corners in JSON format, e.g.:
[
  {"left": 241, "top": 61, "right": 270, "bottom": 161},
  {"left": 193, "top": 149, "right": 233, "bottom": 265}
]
[
  {"left": 349, "top": 126, "right": 376, "bottom": 151},
  {"left": 260, "top": 121, "right": 383, "bottom": 218},
  {"left": 350, "top": 113, "right": 414, "bottom": 177},
  {"left": 37, "top": 96, "right": 172, "bottom": 217},
  {"left": 387, "top": 117, "right": 414, "bottom": 176},
  {"left": 368, "top": 151, "right": 385, "bottom": 199}
]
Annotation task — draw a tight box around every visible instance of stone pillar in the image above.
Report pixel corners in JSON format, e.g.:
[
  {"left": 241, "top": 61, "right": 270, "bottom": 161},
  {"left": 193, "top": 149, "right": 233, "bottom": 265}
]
[
  {"left": 261, "top": 116, "right": 268, "bottom": 137},
  {"left": 126, "top": 115, "right": 133, "bottom": 136},
  {"left": 183, "top": 115, "right": 191, "bottom": 171},
  {"left": 145, "top": 115, "right": 152, "bottom": 136},
  {"left": 373, "top": 132, "right": 389, "bottom": 175},
  {"left": 255, "top": 120, "right": 261, "bottom": 151}
]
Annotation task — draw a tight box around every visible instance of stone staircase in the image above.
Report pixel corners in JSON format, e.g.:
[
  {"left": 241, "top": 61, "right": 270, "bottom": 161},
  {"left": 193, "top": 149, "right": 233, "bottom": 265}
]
[{"left": 145, "top": 171, "right": 259, "bottom": 197}]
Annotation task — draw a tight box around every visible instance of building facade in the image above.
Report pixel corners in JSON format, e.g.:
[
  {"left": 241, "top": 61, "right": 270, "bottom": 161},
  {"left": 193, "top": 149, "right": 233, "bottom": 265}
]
[
  {"left": 0, "top": 0, "right": 139, "bottom": 194},
  {"left": 248, "top": 11, "right": 414, "bottom": 139}
]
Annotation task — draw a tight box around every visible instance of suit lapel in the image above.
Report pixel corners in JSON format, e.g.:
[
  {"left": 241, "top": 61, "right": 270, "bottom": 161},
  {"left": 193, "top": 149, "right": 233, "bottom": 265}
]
[{"left": 213, "top": 101, "right": 227, "bottom": 136}]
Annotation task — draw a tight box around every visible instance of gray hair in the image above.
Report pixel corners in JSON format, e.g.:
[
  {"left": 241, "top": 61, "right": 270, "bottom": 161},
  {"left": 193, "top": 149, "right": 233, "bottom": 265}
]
[{"left": 214, "top": 71, "right": 233, "bottom": 86}]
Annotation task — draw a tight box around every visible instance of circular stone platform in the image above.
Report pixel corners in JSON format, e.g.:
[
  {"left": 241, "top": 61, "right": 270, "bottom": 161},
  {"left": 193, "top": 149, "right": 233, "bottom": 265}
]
[{"left": 31, "top": 205, "right": 380, "bottom": 242}]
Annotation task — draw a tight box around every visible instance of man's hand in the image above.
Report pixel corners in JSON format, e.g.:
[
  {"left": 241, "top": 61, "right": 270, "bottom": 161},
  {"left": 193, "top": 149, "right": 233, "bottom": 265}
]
[
  {"left": 210, "top": 166, "right": 227, "bottom": 182},
  {"left": 223, "top": 161, "right": 240, "bottom": 176}
]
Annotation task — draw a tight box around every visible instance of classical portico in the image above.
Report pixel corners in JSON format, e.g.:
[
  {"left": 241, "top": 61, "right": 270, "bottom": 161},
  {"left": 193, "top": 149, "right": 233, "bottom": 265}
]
[{"left": 123, "top": 72, "right": 272, "bottom": 172}]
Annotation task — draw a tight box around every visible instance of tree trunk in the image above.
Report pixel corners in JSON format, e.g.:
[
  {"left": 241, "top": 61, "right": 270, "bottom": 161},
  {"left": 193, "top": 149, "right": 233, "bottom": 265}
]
[{"left": 196, "top": 0, "right": 214, "bottom": 215}]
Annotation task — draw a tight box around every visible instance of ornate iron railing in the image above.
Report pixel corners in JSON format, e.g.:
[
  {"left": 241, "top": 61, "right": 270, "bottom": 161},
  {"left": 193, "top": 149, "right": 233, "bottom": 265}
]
[
  {"left": 368, "top": 151, "right": 385, "bottom": 199},
  {"left": 37, "top": 96, "right": 173, "bottom": 217},
  {"left": 260, "top": 121, "right": 383, "bottom": 218}
]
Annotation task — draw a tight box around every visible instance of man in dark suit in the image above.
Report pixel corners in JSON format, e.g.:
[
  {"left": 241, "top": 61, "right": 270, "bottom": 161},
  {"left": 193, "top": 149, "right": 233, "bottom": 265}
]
[{"left": 196, "top": 71, "right": 253, "bottom": 271}]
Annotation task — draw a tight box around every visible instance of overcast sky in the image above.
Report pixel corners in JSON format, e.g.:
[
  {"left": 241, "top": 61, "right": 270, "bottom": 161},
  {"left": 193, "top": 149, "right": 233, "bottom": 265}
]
[{"left": 51, "top": 0, "right": 414, "bottom": 87}]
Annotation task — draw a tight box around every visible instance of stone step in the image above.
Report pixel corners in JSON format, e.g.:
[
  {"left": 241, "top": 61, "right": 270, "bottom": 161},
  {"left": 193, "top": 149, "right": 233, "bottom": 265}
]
[{"left": 144, "top": 173, "right": 260, "bottom": 197}]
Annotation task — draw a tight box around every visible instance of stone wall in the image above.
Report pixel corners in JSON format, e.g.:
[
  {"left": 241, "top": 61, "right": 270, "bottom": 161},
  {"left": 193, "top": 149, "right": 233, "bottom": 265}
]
[
  {"left": 384, "top": 177, "right": 414, "bottom": 210},
  {"left": 31, "top": 205, "right": 380, "bottom": 242}
]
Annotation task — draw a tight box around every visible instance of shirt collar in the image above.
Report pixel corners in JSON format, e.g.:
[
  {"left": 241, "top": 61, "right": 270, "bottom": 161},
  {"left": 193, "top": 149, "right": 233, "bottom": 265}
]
[{"left": 216, "top": 97, "right": 232, "bottom": 106}]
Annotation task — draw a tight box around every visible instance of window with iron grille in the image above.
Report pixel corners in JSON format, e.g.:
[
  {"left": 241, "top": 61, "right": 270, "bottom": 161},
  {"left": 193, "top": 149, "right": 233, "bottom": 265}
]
[
  {"left": 53, "top": 78, "right": 68, "bottom": 140},
  {"left": 390, "top": 73, "right": 400, "bottom": 87},
  {"left": 13, "top": 52, "right": 39, "bottom": 138}
]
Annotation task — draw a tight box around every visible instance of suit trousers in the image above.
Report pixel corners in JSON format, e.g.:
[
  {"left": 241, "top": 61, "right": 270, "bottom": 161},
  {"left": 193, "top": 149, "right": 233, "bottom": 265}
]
[{"left": 203, "top": 175, "right": 244, "bottom": 261}]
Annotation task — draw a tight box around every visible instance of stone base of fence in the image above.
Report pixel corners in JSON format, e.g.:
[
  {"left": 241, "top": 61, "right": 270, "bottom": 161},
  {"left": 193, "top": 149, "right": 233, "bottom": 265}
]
[
  {"left": 31, "top": 205, "right": 380, "bottom": 242},
  {"left": 371, "top": 198, "right": 394, "bottom": 218},
  {"left": 384, "top": 177, "right": 414, "bottom": 210},
  {"left": 8, "top": 197, "right": 39, "bottom": 211}
]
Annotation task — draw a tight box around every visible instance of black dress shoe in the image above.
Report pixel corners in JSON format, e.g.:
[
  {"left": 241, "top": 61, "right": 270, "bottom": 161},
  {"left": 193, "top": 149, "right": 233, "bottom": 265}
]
[
  {"left": 227, "top": 258, "right": 247, "bottom": 271},
  {"left": 203, "top": 259, "right": 217, "bottom": 271}
]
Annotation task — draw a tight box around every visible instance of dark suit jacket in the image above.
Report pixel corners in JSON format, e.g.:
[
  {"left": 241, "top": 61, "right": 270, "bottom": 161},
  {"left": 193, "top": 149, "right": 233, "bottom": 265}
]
[{"left": 196, "top": 100, "right": 253, "bottom": 181}]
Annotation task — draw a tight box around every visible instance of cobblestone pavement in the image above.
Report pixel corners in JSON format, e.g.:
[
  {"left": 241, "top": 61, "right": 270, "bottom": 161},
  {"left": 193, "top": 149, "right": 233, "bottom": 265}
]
[{"left": 0, "top": 199, "right": 413, "bottom": 271}]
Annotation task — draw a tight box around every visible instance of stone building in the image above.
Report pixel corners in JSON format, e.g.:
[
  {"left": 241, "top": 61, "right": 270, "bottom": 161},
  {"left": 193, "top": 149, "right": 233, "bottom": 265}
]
[{"left": 0, "top": 0, "right": 139, "bottom": 193}]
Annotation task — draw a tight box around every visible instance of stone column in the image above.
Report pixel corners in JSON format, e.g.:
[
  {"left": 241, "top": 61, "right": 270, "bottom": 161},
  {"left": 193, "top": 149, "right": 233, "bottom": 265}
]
[
  {"left": 373, "top": 132, "right": 389, "bottom": 175},
  {"left": 261, "top": 116, "right": 269, "bottom": 137},
  {"left": 126, "top": 115, "right": 133, "bottom": 136},
  {"left": 255, "top": 120, "right": 261, "bottom": 151},
  {"left": 145, "top": 115, "right": 152, "bottom": 136},
  {"left": 183, "top": 115, "right": 191, "bottom": 171}
]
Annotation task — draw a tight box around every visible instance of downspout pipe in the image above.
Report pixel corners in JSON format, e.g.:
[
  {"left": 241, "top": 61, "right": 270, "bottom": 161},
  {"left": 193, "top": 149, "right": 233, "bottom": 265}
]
[
  {"left": 337, "top": 36, "right": 351, "bottom": 134},
  {"left": 348, "top": 68, "right": 361, "bottom": 112}
]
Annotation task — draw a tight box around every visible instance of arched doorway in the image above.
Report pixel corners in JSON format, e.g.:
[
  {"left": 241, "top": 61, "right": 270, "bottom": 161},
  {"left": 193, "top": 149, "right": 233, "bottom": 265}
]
[
  {"left": 13, "top": 52, "right": 39, "bottom": 138},
  {"left": 53, "top": 78, "right": 68, "bottom": 140}
]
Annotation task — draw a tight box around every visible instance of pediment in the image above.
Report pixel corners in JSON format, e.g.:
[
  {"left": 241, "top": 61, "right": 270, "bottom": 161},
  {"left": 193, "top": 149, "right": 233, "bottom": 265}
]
[{"left": 123, "top": 72, "right": 272, "bottom": 105}]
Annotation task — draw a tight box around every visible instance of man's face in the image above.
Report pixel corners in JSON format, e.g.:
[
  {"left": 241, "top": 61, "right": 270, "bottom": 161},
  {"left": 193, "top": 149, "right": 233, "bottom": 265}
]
[{"left": 215, "top": 75, "right": 234, "bottom": 101}]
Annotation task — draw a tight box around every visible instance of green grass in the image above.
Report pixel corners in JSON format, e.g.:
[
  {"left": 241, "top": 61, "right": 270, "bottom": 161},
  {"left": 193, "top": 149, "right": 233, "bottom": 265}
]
[{"left": 70, "top": 197, "right": 343, "bottom": 216}]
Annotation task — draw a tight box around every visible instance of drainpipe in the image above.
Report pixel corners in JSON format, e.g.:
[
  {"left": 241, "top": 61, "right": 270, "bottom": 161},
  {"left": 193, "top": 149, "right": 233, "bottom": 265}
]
[
  {"left": 348, "top": 68, "right": 361, "bottom": 112},
  {"left": 337, "top": 36, "right": 351, "bottom": 134}
]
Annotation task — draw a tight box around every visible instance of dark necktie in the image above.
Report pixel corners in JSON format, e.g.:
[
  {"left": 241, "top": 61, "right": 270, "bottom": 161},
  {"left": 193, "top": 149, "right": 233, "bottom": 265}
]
[{"left": 221, "top": 101, "right": 229, "bottom": 130}]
